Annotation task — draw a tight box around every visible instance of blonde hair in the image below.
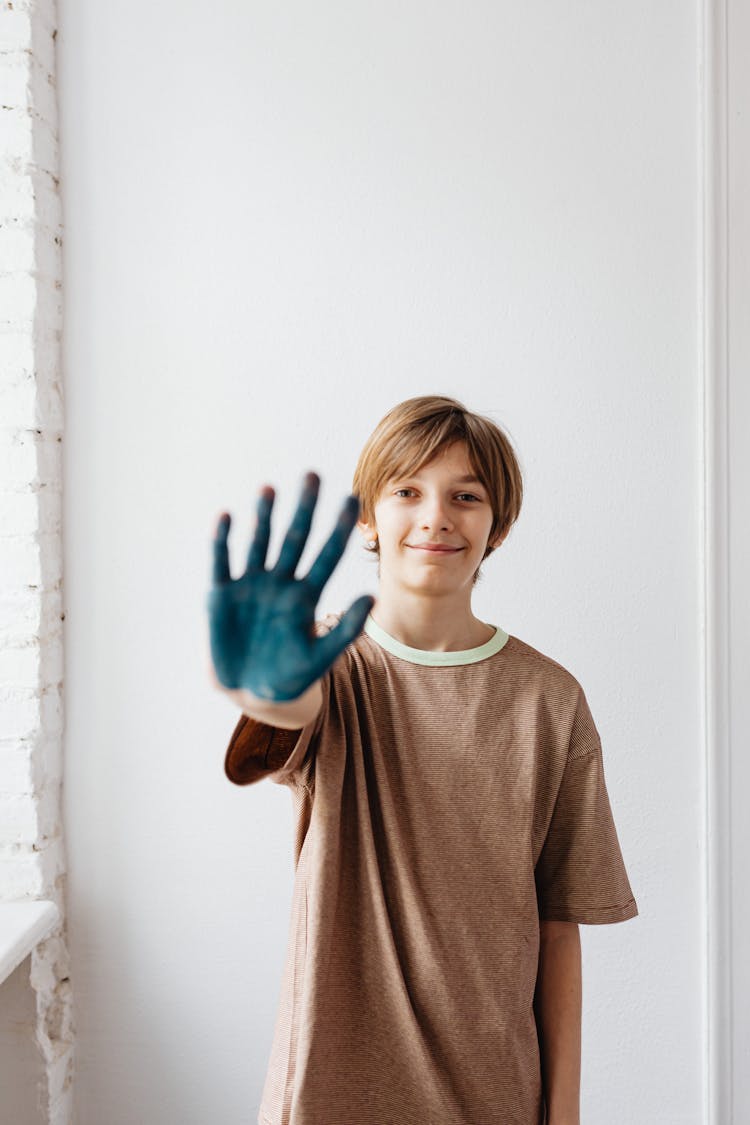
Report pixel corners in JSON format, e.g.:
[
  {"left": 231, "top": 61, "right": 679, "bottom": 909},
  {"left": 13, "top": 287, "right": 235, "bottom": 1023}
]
[{"left": 351, "top": 395, "right": 524, "bottom": 586}]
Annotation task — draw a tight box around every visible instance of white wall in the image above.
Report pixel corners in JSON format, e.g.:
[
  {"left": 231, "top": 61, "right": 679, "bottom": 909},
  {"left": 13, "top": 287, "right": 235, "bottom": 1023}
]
[
  {"left": 0, "top": 961, "right": 47, "bottom": 1125},
  {"left": 56, "top": 3, "right": 701, "bottom": 1122},
  {"left": 724, "top": 0, "right": 750, "bottom": 1115}
]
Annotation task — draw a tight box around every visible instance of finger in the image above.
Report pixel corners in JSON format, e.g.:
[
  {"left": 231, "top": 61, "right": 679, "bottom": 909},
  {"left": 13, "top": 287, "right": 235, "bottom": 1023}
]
[
  {"left": 311, "top": 593, "right": 375, "bottom": 673},
  {"left": 245, "top": 485, "right": 275, "bottom": 573},
  {"left": 274, "top": 471, "right": 320, "bottom": 578},
  {"left": 212, "top": 512, "right": 232, "bottom": 586},
  {"left": 304, "top": 494, "right": 361, "bottom": 601}
]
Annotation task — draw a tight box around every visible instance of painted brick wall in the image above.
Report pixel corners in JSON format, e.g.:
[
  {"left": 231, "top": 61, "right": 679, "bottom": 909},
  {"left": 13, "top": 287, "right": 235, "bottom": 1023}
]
[{"left": 1, "top": 1, "right": 73, "bottom": 1120}]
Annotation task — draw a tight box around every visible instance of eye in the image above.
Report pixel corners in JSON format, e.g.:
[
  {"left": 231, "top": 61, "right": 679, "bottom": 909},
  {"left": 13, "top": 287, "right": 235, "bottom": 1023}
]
[{"left": 394, "top": 489, "right": 482, "bottom": 502}]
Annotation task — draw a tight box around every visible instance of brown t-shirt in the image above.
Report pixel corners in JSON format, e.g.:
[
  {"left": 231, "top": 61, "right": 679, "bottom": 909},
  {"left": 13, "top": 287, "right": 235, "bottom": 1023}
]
[{"left": 225, "top": 613, "right": 639, "bottom": 1125}]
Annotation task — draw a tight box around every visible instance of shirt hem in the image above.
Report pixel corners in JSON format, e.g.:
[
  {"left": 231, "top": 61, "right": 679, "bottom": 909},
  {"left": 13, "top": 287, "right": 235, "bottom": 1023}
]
[{"left": 539, "top": 896, "right": 639, "bottom": 924}]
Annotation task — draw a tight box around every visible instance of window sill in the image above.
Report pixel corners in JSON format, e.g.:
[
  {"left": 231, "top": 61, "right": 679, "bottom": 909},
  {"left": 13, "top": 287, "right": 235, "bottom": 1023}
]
[{"left": 0, "top": 900, "right": 59, "bottom": 986}]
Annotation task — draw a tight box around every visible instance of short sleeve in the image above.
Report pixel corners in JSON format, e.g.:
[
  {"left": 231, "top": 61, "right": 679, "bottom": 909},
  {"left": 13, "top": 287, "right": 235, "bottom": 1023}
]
[
  {"left": 225, "top": 713, "right": 300, "bottom": 785},
  {"left": 534, "top": 689, "right": 639, "bottom": 925}
]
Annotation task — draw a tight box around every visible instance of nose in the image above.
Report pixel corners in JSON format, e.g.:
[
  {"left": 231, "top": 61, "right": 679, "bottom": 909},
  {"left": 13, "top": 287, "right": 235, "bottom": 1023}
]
[{"left": 418, "top": 496, "right": 455, "bottom": 532}]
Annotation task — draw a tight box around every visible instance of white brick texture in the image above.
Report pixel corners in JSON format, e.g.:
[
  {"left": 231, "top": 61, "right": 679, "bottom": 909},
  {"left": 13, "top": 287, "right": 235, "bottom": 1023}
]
[{"left": 1, "top": 1, "right": 74, "bottom": 1121}]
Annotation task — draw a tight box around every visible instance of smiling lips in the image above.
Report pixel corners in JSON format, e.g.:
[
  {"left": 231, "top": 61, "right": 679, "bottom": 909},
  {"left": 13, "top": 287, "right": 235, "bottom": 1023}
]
[{"left": 409, "top": 544, "right": 462, "bottom": 553}]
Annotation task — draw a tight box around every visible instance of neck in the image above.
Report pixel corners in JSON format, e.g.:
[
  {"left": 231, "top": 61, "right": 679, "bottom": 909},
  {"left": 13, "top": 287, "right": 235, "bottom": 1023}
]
[{"left": 368, "top": 584, "right": 494, "bottom": 652}]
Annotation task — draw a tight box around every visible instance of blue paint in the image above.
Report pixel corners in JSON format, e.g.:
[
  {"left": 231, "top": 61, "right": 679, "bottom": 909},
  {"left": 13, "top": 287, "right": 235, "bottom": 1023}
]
[{"left": 207, "top": 471, "right": 375, "bottom": 701}]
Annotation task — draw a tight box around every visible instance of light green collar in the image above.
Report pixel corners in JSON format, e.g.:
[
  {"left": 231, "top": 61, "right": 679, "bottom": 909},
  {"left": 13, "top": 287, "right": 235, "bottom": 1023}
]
[{"left": 363, "top": 613, "right": 510, "bottom": 666}]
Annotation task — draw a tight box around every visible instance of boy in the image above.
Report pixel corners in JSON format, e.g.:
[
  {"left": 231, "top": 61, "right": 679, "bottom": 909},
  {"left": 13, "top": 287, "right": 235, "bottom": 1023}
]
[{"left": 207, "top": 395, "right": 638, "bottom": 1125}]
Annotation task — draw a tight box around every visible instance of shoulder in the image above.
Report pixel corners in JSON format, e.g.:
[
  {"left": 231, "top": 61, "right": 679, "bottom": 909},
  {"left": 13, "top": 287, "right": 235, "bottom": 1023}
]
[
  {"left": 504, "top": 633, "right": 588, "bottom": 706},
  {"left": 507, "top": 636, "right": 605, "bottom": 758}
]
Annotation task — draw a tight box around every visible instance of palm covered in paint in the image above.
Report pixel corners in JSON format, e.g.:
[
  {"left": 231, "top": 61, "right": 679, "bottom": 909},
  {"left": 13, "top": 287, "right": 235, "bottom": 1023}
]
[{"left": 207, "top": 471, "right": 374, "bottom": 702}]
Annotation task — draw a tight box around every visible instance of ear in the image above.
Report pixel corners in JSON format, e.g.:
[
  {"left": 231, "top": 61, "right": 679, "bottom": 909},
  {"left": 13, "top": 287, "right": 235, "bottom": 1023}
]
[
  {"left": 488, "top": 530, "right": 508, "bottom": 550},
  {"left": 356, "top": 517, "right": 376, "bottom": 540}
]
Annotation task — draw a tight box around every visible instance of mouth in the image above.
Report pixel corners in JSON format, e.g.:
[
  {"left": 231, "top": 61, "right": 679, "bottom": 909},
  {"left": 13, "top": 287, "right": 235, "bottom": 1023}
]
[{"left": 408, "top": 545, "right": 463, "bottom": 554}]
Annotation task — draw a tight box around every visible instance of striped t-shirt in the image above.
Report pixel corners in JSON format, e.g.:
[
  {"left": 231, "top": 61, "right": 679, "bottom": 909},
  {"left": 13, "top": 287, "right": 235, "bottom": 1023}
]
[{"left": 225, "top": 612, "right": 639, "bottom": 1125}]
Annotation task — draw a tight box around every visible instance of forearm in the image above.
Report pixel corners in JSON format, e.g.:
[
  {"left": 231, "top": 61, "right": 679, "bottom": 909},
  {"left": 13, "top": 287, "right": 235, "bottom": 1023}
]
[{"left": 533, "top": 924, "right": 582, "bottom": 1125}]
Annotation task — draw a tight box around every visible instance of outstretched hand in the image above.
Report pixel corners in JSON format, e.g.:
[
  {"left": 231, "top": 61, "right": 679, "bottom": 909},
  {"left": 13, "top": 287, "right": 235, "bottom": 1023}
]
[{"left": 207, "top": 471, "right": 375, "bottom": 701}]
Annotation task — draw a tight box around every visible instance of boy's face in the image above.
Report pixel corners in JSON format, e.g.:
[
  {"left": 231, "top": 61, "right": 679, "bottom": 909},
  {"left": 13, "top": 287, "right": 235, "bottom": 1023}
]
[{"left": 357, "top": 441, "right": 506, "bottom": 591}]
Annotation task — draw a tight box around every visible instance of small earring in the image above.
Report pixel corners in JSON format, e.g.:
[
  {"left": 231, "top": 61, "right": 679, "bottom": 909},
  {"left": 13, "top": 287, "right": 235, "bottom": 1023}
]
[{"left": 366, "top": 539, "right": 377, "bottom": 548}]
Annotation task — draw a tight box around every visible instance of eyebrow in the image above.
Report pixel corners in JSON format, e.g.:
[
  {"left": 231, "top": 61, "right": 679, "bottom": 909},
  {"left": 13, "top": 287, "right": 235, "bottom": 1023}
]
[{"left": 397, "top": 474, "right": 486, "bottom": 487}]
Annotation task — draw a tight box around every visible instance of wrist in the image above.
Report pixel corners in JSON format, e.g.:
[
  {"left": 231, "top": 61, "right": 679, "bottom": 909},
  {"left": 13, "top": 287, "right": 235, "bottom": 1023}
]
[{"left": 235, "top": 679, "right": 323, "bottom": 730}]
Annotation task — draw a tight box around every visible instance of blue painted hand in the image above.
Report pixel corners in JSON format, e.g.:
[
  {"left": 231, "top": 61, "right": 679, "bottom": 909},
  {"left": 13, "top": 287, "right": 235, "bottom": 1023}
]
[{"left": 207, "top": 471, "right": 375, "bottom": 702}]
